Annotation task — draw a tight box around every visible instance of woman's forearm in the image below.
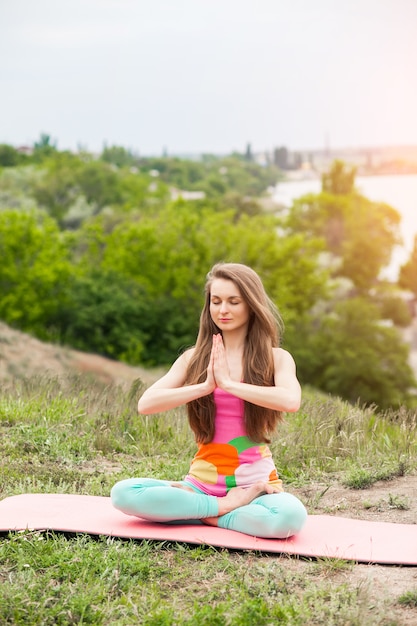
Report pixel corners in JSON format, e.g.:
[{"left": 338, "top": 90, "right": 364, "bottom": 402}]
[
  {"left": 138, "top": 382, "right": 213, "bottom": 415},
  {"left": 220, "top": 380, "right": 301, "bottom": 413}
]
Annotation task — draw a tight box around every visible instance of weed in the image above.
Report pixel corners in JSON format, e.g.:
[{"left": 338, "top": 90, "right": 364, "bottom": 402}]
[
  {"left": 362, "top": 500, "right": 374, "bottom": 510},
  {"left": 397, "top": 590, "right": 417, "bottom": 607},
  {"left": 342, "top": 459, "right": 412, "bottom": 490},
  {"left": 388, "top": 493, "right": 410, "bottom": 510},
  {"left": 343, "top": 467, "right": 376, "bottom": 489},
  {"left": 313, "top": 556, "right": 354, "bottom": 575}
]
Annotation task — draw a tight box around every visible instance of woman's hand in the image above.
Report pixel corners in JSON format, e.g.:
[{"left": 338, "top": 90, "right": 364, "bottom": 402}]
[
  {"left": 204, "top": 337, "right": 217, "bottom": 393},
  {"left": 212, "top": 333, "right": 232, "bottom": 389}
]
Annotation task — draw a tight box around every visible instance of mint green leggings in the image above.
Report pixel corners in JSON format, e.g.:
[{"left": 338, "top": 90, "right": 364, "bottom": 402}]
[{"left": 111, "top": 478, "right": 307, "bottom": 539}]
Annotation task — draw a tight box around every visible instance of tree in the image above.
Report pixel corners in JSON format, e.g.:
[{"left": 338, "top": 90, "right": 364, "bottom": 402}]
[
  {"left": 287, "top": 165, "right": 401, "bottom": 292},
  {"left": 289, "top": 298, "right": 416, "bottom": 409},
  {"left": 75, "top": 161, "right": 123, "bottom": 207},
  {"left": 67, "top": 200, "right": 327, "bottom": 365},
  {"left": 33, "top": 155, "right": 128, "bottom": 222},
  {"left": 139, "top": 155, "right": 281, "bottom": 198},
  {"left": 32, "top": 133, "right": 57, "bottom": 161},
  {"left": 245, "top": 143, "right": 253, "bottom": 162},
  {"left": 283, "top": 160, "right": 413, "bottom": 408},
  {"left": 338, "top": 195, "right": 401, "bottom": 291},
  {"left": 0, "top": 144, "right": 23, "bottom": 167},
  {"left": 399, "top": 236, "right": 417, "bottom": 297},
  {"left": 0, "top": 210, "right": 72, "bottom": 334},
  {"left": 101, "top": 145, "right": 140, "bottom": 168},
  {"left": 372, "top": 284, "right": 412, "bottom": 327},
  {"left": 32, "top": 152, "right": 83, "bottom": 222},
  {"left": 322, "top": 160, "right": 356, "bottom": 195},
  {"left": 51, "top": 270, "right": 149, "bottom": 363}
]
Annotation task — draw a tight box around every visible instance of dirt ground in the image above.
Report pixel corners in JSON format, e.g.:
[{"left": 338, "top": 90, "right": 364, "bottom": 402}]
[
  {"left": 288, "top": 477, "right": 417, "bottom": 625},
  {"left": 1, "top": 321, "right": 416, "bottom": 624}
]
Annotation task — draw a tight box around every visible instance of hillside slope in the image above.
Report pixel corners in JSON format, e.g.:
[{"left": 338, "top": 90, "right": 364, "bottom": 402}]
[
  {"left": 0, "top": 322, "right": 159, "bottom": 387},
  {"left": 2, "top": 319, "right": 416, "bottom": 387}
]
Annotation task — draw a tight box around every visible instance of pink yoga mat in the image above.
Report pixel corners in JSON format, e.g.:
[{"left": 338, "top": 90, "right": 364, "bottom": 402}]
[{"left": 1, "top": 493, "right": 416, "bottom": 565}]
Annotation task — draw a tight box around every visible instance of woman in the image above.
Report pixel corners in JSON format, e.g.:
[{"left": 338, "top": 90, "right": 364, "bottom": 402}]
[{"left": 111, "top": 263, "right": 307, "bottom": 538}]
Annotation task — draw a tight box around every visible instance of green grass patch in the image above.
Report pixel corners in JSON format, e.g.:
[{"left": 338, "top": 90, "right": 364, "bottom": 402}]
[
  {"left": 274, "top": 390, "right": 416, "bottom": 484},
  {"left": 0, "top": 532, "right": 392, "bottom": 625},
  {"left": 398, "top": 590, "right": 417, "bottom": 608}
]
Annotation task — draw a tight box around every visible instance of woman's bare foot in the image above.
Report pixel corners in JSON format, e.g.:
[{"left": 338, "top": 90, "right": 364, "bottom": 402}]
[
  {"left": 217, "top": 481, "right": 279, "bottom": 516},
  {"left": 170, "top": 480, "right": 280, "bottom": 525},
  {"left": 202, "top": 482, "right": 279, "bottom": 526}
]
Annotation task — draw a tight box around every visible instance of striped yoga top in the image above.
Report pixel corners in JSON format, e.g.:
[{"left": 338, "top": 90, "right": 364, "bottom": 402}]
[{"left": 185, "top": 386, "right": 283, "bottom": 497}]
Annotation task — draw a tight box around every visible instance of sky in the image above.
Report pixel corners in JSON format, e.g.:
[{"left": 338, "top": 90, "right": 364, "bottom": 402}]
[{"left": 1, "top": 0, "right": 417, "bottom": 156}]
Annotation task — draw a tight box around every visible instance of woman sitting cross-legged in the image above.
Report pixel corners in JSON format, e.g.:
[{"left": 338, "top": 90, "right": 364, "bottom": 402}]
[{"left": 111, "top": 262, "right": 307, "bottom": 539}]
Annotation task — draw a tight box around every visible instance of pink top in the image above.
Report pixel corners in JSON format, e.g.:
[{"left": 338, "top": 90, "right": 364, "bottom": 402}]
[{"left": 185, "top": 387, "right": 282, "bottom": 496}]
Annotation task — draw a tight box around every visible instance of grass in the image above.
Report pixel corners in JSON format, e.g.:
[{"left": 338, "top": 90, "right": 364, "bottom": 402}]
[
  {"left": 276, "top": 389, "right": 416, "bottom": 485},
  {"left": 362, "top": 494, "right": 410, "bottom": 512},
  {"left": 0, "top": 532, "right": 392, "bottom": 625},
  {"left": 1, "top": 374, "right": 417, "bottom": 625},
  {"left": 398, "top": 590, "right": 417, "bottom": 608}
]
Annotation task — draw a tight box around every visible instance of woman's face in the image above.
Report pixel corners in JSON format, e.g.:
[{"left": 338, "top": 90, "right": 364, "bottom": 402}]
[{"left": 209, "top": 278, "right": 250, "bottom": 332}]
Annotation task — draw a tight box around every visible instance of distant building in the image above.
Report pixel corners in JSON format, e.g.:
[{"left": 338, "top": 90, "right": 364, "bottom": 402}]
[{"left": 16, "top": 145, "right": 33, "bottom": 155}]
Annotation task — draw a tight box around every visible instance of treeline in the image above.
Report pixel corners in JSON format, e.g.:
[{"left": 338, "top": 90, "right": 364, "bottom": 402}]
[{"left": 0, "top": 140, "right": 416, "bottom": 410}]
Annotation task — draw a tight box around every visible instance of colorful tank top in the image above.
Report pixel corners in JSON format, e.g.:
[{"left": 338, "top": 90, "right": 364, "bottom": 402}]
[{"left": 185, "top": 387, "right": 283, "bottom": 496}]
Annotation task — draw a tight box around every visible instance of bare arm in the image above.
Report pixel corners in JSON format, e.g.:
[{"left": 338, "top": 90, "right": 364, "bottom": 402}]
[
  {"left": 137, "top": 348, "right": 215, "bottom": 414},
  {"left": 214, "top": 337, "right": 301, "bottom": 412}
]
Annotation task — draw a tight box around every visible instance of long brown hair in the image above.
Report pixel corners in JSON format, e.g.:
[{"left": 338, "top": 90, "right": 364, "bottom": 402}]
[{"left": 185, "top": 263, "right": 284, "bottom": 443}]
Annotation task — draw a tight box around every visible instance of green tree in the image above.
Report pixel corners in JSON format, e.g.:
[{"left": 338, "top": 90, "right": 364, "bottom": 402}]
[
  {"left": 339, "top": 195, "right": 401, "bottom": 291},
  {"left": 51, "top": 270, "right": 149, "bottom": 363},
  {"left": 68, "top": 201, "right": 327, "bottom": 364},
  {"left": 0, "top": 144, "right": 24, "bottom": 167},
  {"left": 399, "top": 236, "right": 417, "bottom": 297},
  {"left": 322, "top": 159, "right": 356, "bottom": 195},
  {"left": 287, "top": 168, "right": 401, "bottom": 292},
  {"left": 139, "top": 155, "right": 281, "bottom": 198},
  {"left": 75, "top": 161, "right": 123, "bottom": 207},
  {"left": 117, "top": 168, "right": 168, "bottom": 210},
  {"left": 32, "top": 133, "right": 58, "bottom": 162},
  {"left": 32, "top": 152, "right": 84, "bottom": 222},
  {"left": 289, "top": 298, "right": 415, "bottom": 409},
  {"left": 0, "top": 210, "right": 71, "bottom": 334},
  {"left": 32, "top": 153, "right": 142, "bottom": 225},
  {"left": 101, "top": 145, "right": 140, "bottom": 168},
  {"left": 0, "top": 165, "right": 42, "bottom": 212},
  {"left": 139, "top": 157, "right": 207, "bottom": 190},
  {"left": 372, "top": 283, "right": 412, "bottom": 327}
]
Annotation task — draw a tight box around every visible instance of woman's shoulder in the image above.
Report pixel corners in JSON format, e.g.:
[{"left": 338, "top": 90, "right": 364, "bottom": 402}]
[
  {"left": 272, "top": 347, "right": 297, "bottom": 369},
  {"left": 177, "top": 346, "right": 196, "bottom": 367}
]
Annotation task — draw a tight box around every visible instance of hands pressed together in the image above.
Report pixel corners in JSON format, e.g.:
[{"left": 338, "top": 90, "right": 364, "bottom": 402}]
[{"left": 206, "top": 333, "right": 231, "bottom": 391}]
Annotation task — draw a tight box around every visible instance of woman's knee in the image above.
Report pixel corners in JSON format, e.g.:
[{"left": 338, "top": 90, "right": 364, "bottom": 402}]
[
  {"left": 111, "top": 478, "right": 137, "bottom": 510},
  {"left": 255, "top": 492, "right": 307, "bottom": 538},
  {"left": 273, "top": 492, "right": 307, "bottom": 535},
  {"left": 218, "top": 493, "right": 307, "bottom": 538},
  {"left": 110, "top": 477, "right": 164, "bottom": 510}
]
